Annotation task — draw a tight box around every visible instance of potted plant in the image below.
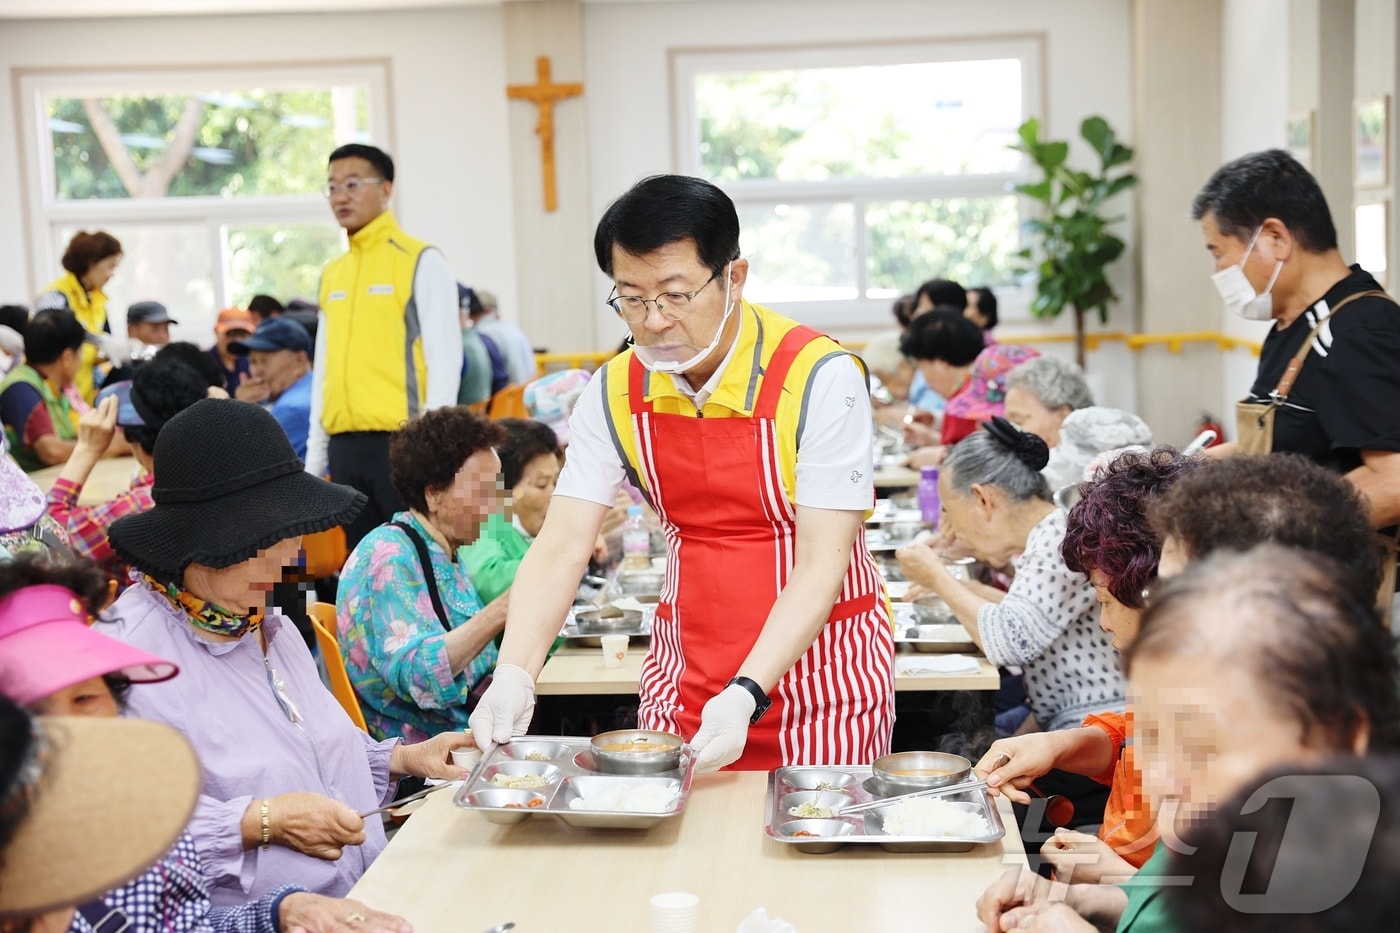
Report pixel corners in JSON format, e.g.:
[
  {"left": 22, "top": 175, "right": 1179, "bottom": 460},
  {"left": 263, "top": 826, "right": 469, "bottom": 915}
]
[{"left": 1011, "top": 116, "right": 1138, "bottom": 367}]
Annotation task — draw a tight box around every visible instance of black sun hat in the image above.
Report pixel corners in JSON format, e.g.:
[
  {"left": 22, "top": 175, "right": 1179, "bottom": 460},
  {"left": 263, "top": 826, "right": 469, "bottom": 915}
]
[{"left": 109, "top": 399, "right": 365, "bottom": 581}]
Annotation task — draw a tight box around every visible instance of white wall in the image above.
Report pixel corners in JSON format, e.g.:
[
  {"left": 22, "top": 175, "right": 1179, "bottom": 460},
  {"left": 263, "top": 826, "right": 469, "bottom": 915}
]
[
  {"left": 0, "top": 6, "right": 519, "bottom": 332},
  {"left": 579, "top": 0, "right": 1139, "bottom": 410},
  {"left": 1216, "top": 0, "right": 1290, "bottom": 426}
]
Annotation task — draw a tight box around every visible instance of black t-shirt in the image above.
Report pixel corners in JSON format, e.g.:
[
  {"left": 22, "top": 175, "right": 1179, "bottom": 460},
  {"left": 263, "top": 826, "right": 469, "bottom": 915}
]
[{"left": 1247, "top": 265, "right": 1400, "bottom": 474}]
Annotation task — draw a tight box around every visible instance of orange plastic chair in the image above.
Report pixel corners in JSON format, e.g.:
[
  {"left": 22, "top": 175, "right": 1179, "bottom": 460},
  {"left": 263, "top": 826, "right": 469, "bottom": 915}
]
[
  {"left": 302, "top": 526, "right": 349, "bottom": 579},
  {"left": 486, "top": 382, "right": 530, "bottom": 419},
  {"left": 310, "top": 601, "right": 368, "bottom": 732}
]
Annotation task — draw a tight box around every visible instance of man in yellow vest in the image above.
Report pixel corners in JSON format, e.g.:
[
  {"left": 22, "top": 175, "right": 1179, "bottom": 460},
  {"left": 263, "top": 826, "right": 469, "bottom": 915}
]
[{"left": 310, "top": 144, "right": 462, "bottom": 546}]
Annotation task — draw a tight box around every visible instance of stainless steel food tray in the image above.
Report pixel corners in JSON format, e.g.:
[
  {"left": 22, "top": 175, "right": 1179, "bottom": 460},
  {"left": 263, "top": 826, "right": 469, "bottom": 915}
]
[
  {"left": 453, "top": 735, "right": 694, "bottom": 829},
  {"left": 765, "top": 765, "right": 1005, "bottom": 854},
  {"left": 892, "top": 622, "right": 976, "bottom": 653},
  {"left": 559, "top": 619, "right": 652, "bottom": 646}
]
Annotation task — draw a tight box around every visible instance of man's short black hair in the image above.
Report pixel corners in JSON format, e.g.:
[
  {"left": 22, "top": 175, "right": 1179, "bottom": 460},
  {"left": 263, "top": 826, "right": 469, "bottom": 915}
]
[
  {"left": 594, "top": 175, "right": 741, "bottom": 278},
  {"left": 328, "top": 143, "right": 395, "bottom": 182},
  {"left": 247, "top": 295, "right": 284, "bottom": 317},
  {"left": 24, "top": 309, "right": 86, "bottom": 365},
  {"left": 899, "top": 308, "right": 985, "bottom": 367},
  {"left": 916, "top": 278, "right": 967, "bottom": 312},
  {"left": 1191, "top": 148, "right": 1338, "bottom": 253},
  {"left": 152, "top": 341, "right": 223, "bottom": 390},
  {"left": 0, "top": 305, "right": 28, "bottom": 336},
  {"left": 968, "top": 286, "right": 999, "bottom": 329}
]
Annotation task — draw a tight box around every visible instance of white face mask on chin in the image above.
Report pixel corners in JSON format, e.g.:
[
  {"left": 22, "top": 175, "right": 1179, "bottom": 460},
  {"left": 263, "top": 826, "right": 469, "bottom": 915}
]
[
  {"left": 1211, "top": 226, "right": 1283, "bottom": 322},
  {"left": 630, "top": 263, "right": 736, "bottom": 375}
]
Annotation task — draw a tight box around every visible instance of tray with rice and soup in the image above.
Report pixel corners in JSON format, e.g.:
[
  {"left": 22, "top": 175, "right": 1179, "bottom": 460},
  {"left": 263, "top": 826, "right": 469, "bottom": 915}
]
[
  {"left": 765, "top": 755, "right": 1005, "bottom": 854},
  {"left": 453, "top": 731, "right": 694, "bottom": 829}
]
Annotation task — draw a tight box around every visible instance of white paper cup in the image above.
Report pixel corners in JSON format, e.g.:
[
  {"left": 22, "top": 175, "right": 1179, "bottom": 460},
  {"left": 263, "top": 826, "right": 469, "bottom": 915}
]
[
  {"left": 649, "top": 892, "right": 699, "bottom": 933},
  {"left": 601, "top": 633, "right": 629, "bottom": 668},
  {"left": 450, "top": 731, "right": 482, "bottom": 772}
]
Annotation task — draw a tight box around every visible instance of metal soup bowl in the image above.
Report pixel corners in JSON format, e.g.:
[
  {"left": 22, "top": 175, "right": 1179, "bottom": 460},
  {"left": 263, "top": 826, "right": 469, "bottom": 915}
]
[
  {"left": 872, "top": 751, "right": 971, "bottom": 795},
  {"left": 573, "top": 607, "right": 644, "bottom": 634},
  {"left": 589, "top": 729, "right": 684, "bottom": 774},
  {"left": 910, "top": 595, "right": 956, "bottom": 625}
]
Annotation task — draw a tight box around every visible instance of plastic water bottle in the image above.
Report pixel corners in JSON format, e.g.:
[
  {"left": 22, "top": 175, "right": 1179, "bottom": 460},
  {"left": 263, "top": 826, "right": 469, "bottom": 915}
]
[
  {"left": 622, "top": 505, "right": 651, "bottom": 570},
  {"left": 918, "top": 467, "right": 940, "bottom": 525}
]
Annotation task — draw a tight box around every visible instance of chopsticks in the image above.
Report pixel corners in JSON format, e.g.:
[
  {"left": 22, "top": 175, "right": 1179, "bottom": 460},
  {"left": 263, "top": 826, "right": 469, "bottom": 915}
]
[
  {"left": 835, "top": 778, "right": 989, "bottom": 816},
  {"left": 358, "top": 779, "right": 457, "bottom": 818}
]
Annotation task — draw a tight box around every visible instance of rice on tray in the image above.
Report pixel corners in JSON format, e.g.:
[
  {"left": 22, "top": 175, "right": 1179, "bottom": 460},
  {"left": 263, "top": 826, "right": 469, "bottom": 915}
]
[
  {"left": 881, "top": 797, "right": 991, "bottom": 837},
  {"left": 569, "top": 781, "right": 678, "bottom": 813}
]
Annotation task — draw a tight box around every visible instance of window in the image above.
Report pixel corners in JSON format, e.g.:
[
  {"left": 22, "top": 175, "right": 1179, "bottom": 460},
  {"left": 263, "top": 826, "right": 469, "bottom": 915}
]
[
  {"left": 674, "top": 39, "right": 1041, "bottom": 329},
  {"left": 19, "top": 64, "right": 390, "bottom": 340}
]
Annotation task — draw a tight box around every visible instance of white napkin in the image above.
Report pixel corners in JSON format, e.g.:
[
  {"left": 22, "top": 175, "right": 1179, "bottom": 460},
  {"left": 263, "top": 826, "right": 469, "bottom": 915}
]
[
  {"left": 897, "top": 654, "right": 979, "bottom": 675},
  {"left": 737, "top": 908, "right": 797, "bottom": 933}
]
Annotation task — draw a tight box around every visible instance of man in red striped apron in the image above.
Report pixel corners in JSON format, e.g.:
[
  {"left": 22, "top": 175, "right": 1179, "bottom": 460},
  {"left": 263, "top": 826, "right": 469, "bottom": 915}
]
[{"left": 470, "top": 175, "right": 895, "bottom": 771}]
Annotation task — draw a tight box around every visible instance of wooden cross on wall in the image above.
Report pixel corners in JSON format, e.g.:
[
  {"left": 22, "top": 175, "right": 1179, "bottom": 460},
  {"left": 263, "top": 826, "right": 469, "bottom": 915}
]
[{"left": 507, "top": 56, "right": 583, "bottom": 212}]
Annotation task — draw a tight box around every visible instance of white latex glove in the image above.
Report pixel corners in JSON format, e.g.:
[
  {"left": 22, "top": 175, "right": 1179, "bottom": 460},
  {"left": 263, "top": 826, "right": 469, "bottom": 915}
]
[
  {"left": 467, "top": 663, "right": 537, "bottom": 757},
  {"left": 94, "top": 332, "right": 131, "bottom": 364},
  {"left": 690, "top": 683, "right": 757, "bottom": 773}
]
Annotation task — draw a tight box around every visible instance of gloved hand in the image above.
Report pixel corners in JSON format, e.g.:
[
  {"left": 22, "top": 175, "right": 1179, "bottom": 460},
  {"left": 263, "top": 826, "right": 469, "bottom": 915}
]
[
  {"left": 690, "top": 683, "right": 757, "bottom": 773},
  {"left": 467, "top": 663, "right": 536, "bottom": 757},
  {"left": 93, "top": 332, "right": 131, "bottom": 364}
]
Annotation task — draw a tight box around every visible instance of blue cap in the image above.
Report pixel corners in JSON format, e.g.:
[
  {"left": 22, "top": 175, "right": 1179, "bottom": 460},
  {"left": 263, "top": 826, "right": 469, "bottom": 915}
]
[
  {"left": 95, "top": 380, "right": 144, "bottom": 428},
  {"left": 227, "top": 317, "right": 311, "bottom": 356}
]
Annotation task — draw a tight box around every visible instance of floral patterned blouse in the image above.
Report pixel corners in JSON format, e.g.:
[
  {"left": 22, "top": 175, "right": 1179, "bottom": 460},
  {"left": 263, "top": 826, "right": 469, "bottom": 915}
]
[{"left": 336, "top": 511, "right": 498, "bottom": 742}]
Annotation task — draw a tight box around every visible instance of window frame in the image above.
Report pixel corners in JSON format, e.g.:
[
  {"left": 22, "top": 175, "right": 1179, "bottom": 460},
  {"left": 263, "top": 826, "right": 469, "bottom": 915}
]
[
  {"left": 671, "top": 35, "right": 1044, "bottom": 331},
  {"left": 17, "top": 60, "right": 393, "bottom": 308}
]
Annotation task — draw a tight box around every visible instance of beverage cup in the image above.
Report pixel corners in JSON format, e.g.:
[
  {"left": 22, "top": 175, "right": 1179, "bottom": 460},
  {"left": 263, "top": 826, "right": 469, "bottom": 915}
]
[{"left": 601, "top": 634, "right": 629, "bottom": 668}]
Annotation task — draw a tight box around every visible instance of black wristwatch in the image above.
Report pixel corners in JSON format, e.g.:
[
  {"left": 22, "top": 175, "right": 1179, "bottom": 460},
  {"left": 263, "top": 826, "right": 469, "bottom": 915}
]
[{"left": 727, "top": 676, "right": 772, "bottom": 724}]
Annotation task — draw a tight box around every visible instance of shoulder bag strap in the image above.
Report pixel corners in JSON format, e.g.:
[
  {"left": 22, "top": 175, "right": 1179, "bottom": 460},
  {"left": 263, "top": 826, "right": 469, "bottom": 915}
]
[
  {"left": 388, "top": 519, "right": 452, "bottom": 632},
  {"left": 1272, "top": 290, "right": 1393, "bottom": 401}
]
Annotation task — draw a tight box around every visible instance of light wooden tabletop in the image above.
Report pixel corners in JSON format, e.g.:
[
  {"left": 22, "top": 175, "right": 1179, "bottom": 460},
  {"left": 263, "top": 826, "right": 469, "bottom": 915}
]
[
  {"left": 874, "top": 466, "right": 922, "bottom": 489},
  {"left": 350, "top": 770, "right": 1025, "bottom": 932},
  {"left": 538, "top": 645, "right": 999, "bottom": 695},
  {"left": 28, "top": 456, "right": 141, "bottom": 505}
]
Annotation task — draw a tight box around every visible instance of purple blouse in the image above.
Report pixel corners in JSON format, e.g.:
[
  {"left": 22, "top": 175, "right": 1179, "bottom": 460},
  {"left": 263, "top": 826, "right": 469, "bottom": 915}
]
[{"left": 102, "top": 582, "right": 397, "bottom": 907}]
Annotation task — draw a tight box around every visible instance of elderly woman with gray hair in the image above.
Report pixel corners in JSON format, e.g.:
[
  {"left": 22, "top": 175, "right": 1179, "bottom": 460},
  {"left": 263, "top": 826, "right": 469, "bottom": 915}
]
[
  {"left": 1003, "top": 356, "right": 1094, "bottom": 449},
  {"left": 896, "top": 418, "right": 1124, "bottom": 734}
]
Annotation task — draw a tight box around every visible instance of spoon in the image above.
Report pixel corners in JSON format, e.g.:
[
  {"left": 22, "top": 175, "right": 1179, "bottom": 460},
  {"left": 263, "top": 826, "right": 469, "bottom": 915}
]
[
  {"left": 987, "top": 753, "right": 1075, "bottom": 828},
  {"left": 478, "top": 924, "right": 515, "bottom": 933}
]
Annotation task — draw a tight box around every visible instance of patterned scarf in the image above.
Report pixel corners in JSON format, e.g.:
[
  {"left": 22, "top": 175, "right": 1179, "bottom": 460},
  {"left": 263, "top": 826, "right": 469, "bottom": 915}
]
[{"left": 144, "top": 575, "right": 264, "bottom": 638}]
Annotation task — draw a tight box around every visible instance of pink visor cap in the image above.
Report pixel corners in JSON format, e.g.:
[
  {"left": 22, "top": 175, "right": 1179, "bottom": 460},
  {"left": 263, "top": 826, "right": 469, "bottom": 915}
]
[{"left": 0, "top": 584, "right": 179, "bottom": 707}]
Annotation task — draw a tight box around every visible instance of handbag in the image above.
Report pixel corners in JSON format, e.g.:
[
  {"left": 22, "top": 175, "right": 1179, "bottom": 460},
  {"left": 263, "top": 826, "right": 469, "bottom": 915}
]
[{"left": 389, "top": 520, "right": 494, "bottom": 708}]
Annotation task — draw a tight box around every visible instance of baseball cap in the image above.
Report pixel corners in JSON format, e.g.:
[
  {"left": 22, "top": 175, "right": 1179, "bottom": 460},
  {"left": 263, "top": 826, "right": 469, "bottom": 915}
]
[
  {"left": 94, "top": 379, "right": 144, "bottom": 428},
  {"left": 214, "top": 308, "right": 256, "bottom": 336},
  {"left": 126, "top": 300, "right": 178, "bottom": 326},
  {"left": 0, "top": 584, "right": 179, "bottom": 708},
  {"left": 227, "top": 317, "right": 312, "bottom": 356}
]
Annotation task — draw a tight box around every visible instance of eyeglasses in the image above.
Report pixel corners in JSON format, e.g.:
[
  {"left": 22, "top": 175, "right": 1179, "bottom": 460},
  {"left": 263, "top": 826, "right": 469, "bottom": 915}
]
[
  {"left": 322, "top": 178, "right": 385, "bottom": 199},
  {"left": 606, "top": 270, "right": 721, "bottom": 323}
]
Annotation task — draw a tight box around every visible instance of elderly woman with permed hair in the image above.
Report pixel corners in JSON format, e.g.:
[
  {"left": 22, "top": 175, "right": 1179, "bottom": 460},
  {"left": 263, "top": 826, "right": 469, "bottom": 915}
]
[{"left": 337, "top": 406, "right": 510, "bottom": 743}]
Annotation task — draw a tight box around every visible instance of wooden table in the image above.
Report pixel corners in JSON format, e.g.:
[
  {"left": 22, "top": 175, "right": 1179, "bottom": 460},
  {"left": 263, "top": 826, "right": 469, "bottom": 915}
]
[
  {"left": 350, "top": 771, "right": 1024, "bottom": 931},
  {"left": 538, "top": 644, "right": 999, "bottom": 694},
  {"left": 29, "top": 456, "right": 141, "bottom": 505},
  {"left": 874, "top": 466, "right": 921, "bottom": 489}
]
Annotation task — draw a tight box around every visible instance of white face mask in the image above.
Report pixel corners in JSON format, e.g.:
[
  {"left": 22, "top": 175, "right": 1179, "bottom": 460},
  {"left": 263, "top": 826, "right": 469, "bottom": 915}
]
[
  {"left": 630, "top": 263, "right": 736, "bottom": 375},
  {"left": 1211, "top": 226, "right": 1282, "bottom": 322}
]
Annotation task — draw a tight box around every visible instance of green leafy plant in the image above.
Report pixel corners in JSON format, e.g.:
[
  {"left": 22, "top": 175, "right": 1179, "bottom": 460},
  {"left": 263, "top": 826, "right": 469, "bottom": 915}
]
[{"left": 1012, "top": 116, "right": 1138, "bottom": 367}]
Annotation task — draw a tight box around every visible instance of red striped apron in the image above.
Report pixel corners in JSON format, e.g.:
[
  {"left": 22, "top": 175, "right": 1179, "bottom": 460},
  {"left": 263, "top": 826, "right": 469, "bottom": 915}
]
[{"left": 630, "top": 326, "right": 896, "bottom": 770}]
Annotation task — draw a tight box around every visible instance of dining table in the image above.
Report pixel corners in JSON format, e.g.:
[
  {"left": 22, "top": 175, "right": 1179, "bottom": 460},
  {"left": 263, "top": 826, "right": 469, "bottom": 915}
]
[
  {"left": 28, "top": 455, "right": 141, "bottom": 504},
  {"left": 350, "top": 769, "right": 1026, "bottom": 931},
  {"left": 538, "top": 643, "right": 1000, "bottom": 695}
]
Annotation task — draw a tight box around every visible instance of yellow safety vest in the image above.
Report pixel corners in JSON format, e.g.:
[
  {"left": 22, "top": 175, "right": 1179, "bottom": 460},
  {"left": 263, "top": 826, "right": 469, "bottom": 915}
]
[
  {"left": 317, "top": 210, "right": 432, "bottom": 434},
  {"left": 38, "top": 271, "right": 108, "bottom": 404}
]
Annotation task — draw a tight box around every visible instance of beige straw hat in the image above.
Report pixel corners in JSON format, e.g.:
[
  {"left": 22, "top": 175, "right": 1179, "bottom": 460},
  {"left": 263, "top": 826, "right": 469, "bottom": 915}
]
[{"left": 0, "top": 715, "right": 199, "bottom": 918}]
